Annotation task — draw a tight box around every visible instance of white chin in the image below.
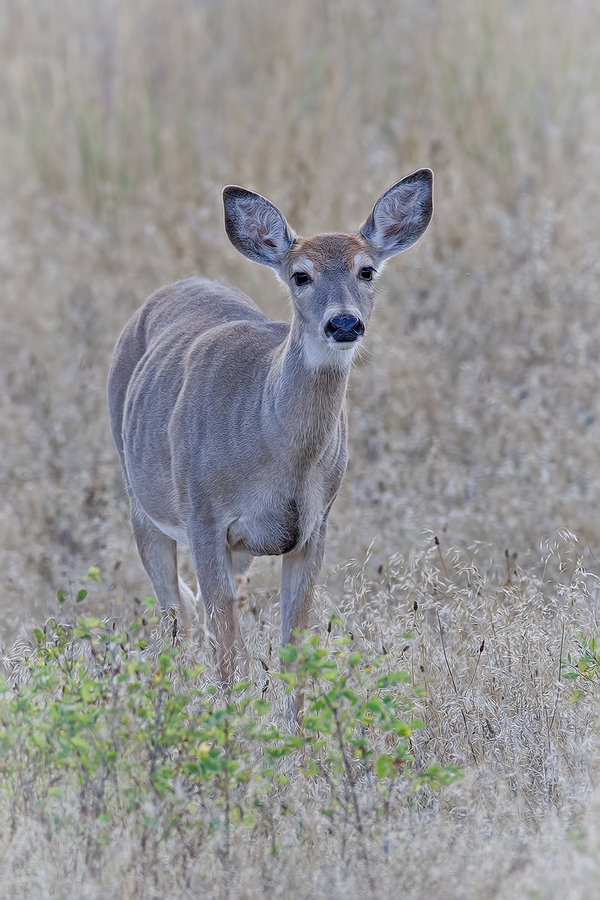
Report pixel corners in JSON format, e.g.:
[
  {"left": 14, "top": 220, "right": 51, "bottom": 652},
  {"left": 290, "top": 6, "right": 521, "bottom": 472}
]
[{"left": 302, "top": 334, "right": 358, "bottom": 370}]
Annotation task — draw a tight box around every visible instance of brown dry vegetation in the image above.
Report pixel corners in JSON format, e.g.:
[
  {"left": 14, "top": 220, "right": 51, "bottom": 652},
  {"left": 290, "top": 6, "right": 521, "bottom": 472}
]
[{"left": 2, "top": 0, "right": 600, "bottom": 896}]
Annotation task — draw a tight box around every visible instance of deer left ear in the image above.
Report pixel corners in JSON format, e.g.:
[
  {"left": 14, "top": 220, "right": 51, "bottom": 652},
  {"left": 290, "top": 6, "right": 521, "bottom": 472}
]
[
  {"left": 359, "top": 168, "right": 433, "bottom": 262},
  {"left": 223, "top": 186, "right": 296, "bottom": 269}
]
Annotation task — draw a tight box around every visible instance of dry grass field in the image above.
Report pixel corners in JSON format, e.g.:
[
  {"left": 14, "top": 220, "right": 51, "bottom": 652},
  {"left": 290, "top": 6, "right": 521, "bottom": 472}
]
[{"left": 2, "top": 0, "right": 600, "bottom": 896}]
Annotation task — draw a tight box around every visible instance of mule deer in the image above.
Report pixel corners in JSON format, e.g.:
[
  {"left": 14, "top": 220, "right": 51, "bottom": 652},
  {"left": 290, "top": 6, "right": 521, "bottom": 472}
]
[{"left": 108, "top": 169, "right": 433, "bottom": 682}]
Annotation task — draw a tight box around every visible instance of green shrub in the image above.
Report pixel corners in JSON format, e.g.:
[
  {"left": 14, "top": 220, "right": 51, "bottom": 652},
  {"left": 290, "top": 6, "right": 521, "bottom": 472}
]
[{"left": 0, "top": 589, "right": 460, "bottom": 873}]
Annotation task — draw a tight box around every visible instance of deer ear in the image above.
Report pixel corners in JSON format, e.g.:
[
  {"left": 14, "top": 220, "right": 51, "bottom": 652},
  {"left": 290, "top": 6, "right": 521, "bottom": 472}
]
[
  {"left": 359, "top": 169, "right": 433, "bottom": 262},
  {"left": 223, "top": 186, "right": 296, "bottom": 268}
]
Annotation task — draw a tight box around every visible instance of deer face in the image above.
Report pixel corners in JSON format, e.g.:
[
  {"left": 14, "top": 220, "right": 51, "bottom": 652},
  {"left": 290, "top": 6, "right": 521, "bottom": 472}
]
[
  {"left": 284, "top": 233, "right": 376, "bottom": 368},
  {"left": 223, "top": 169, "right": 433, "bottom": 369}
]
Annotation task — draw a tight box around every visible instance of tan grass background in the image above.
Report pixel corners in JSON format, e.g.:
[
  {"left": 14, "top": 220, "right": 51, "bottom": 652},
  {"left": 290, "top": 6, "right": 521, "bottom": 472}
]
[
  {"left": 2, "top": 0, "right": 600, "bottom": 895},
  {"left": 2, "top": 0, "right": 600, "bottom": 627}
]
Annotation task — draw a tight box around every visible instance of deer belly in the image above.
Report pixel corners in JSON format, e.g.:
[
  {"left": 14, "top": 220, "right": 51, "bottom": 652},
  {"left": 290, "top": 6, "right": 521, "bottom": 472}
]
[
  {"left": 227, "top": 499, "right": 301, "bottom": 556},
  {"left": 147, "top": 514, "right": 189, "bottom": 546}
]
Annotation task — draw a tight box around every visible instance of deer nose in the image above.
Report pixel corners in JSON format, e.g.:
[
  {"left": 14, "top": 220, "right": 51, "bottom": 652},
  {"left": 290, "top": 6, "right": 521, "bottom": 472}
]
[{"left": 324, "top": 316, "right": 365, "bottom": 343}]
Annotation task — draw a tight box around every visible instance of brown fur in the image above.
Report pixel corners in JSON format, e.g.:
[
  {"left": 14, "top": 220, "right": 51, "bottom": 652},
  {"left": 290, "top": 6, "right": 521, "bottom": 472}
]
[{"left": 291, "top": 233, "right": 370, "bottom": 270}]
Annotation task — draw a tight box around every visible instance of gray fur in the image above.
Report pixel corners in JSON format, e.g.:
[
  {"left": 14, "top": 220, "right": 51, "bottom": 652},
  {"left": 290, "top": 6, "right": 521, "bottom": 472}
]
[{"left": 107, "top": 170, "right": 433, "bottom": 684}]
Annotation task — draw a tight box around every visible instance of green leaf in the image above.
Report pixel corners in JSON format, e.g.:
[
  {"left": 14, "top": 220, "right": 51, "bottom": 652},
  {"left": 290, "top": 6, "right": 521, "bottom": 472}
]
[
  {"left": 253, "top": 699, "right": 269, "bottom": 716},
  {"left": 231, "top": 805, "right": 255, "bottom": 826},
  {"left": 376, "top": 670, "right": 410, "bottom": 688},
  {"left": 56, "top": 590, "right": 66, "bottom": 606},
  {"left": 278, "top": 645, "right": 298, "bottom": 663},
  {"left": 86, "top": 566, "right": 101, "bottom": 582},
  {"left": 76, "top": 589, "right": 88, "bottom": 603},
  {"left": 393, "top": 720, "right": 413, "bottom": 737},
  {"left": 80, "top": 681, "right": 99, "bottom": 703},
  {"left": 302, "top": 758, "right": 318, "bottom": 777},
  {"left": 375, "top": 755, "right": 397, "bottom": 779},
  {"left": 365, "top": 696, "right": 383, "bottom": 713},
  {"left": 273, "top": 671, "right": 297, "bottom": 692}
]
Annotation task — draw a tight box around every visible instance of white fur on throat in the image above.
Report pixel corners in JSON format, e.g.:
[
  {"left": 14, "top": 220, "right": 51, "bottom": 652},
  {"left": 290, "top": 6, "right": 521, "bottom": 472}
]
[{"left": 301, "top": 332, "right": 358, "bottom": 370}]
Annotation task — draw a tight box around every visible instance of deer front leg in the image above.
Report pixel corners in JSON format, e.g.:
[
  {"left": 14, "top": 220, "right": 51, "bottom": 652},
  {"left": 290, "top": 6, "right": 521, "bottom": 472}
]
[
  {"left": 280, "top": 518, "right": 328, "bottom": 725},
  {"left": 129, "top": 499, "right": 194, "bottom": 631},
  {"left": 189, "top": 540, "right": 248, "bottom": 685},
  {"left": 280, "top": 529, "right": 326, "bottom": 643}
]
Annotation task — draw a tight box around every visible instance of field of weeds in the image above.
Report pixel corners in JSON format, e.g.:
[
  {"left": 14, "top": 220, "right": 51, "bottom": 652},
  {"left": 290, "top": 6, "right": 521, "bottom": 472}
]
[{"left": 1, "top": 0, "right": 600, "bottom": 896}]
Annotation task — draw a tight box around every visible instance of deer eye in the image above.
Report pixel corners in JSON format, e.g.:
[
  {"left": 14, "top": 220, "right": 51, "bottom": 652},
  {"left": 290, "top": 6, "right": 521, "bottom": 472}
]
[
  {"left": 293, "top": 272, "right": 311, "bottom": 286},
  {"left": 359, "top": 266, "right": 375, "bottom": 281}
]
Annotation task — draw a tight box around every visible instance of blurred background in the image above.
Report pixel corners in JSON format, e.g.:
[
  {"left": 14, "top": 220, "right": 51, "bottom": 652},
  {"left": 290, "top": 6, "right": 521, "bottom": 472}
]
[{"left": 1, "top": 0, "right": 600, "bottom": 640}]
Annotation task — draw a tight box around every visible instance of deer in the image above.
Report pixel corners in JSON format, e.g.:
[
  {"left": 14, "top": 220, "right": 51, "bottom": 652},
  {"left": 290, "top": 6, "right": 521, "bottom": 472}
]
[{"left": 108, "top": 168, "right": 433, "bottom": 691}]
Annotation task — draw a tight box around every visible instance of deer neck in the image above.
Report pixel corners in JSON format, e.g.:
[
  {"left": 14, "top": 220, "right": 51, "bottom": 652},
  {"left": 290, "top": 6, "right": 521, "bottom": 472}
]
[{"left": 263, "top": 317, "right": 351, "bottom": 462}]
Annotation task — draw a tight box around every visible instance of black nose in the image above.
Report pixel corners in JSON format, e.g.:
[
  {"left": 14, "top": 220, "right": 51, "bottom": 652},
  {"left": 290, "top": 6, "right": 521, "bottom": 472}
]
[{"left": 324, "top": 315, "right": 365, "bottom": 343}]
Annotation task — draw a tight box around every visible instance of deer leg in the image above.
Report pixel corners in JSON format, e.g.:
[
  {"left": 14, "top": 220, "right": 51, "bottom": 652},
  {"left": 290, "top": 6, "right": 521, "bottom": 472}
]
[
  {"left": 189, "top": 540, "right": 248, "bottom": 684},
  {"left": 280, "top": 519, "right": 328, "bottom": 645},
  {"left": 129, "top": 500, "right": 193, "bottom": 630},
  {"left": 280, "top": 519, "right": 328, "bottom": 725},
  {"left": 232, "top": 552, "right": 253, "bottom": 576}
]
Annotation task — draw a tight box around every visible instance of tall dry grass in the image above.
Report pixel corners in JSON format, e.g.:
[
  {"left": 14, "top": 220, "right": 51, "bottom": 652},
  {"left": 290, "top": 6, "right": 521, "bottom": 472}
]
[
  {"left": 1, "top": 0, "right": 600, "bottom": 895},
  {"left": 1, "top": 539, "right": 600, "bottom": 900}
]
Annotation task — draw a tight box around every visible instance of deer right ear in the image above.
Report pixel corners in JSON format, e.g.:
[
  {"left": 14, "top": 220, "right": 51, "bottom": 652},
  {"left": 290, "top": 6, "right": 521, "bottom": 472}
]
[
  {"left": 359, "top": 168, "right": 433, "bottom": 263},
  {"left": 223, "top": 186, "right": 296, "bottom": 269}
]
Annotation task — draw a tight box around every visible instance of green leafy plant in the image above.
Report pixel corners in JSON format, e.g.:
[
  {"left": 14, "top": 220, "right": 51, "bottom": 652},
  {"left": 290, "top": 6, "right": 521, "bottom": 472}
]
[
  {"left": 276, "top": 625, "right": 461, "bottom": 873},
  {"left": 0, "top": 583, "right": 461, "bottom": 883},
  {"left": 562, "top": 634, "right": 600, "bottom": 701}
]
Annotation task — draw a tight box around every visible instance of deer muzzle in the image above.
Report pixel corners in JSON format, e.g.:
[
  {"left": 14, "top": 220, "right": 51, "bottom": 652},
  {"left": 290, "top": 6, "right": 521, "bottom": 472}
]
[{"left": 324, "top": 315, "right": 365, "bottom": 343}]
